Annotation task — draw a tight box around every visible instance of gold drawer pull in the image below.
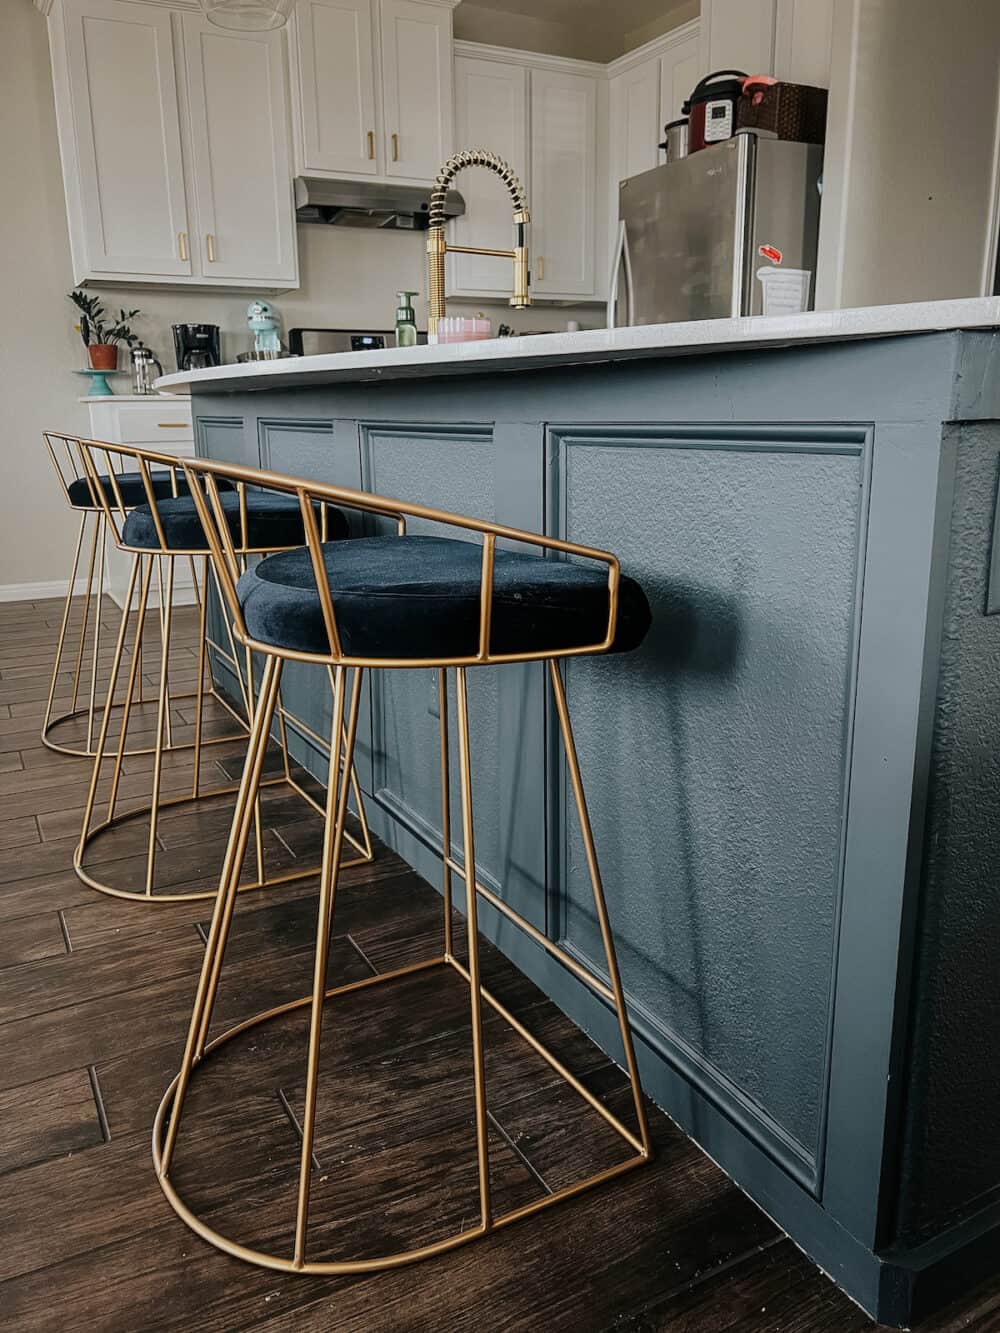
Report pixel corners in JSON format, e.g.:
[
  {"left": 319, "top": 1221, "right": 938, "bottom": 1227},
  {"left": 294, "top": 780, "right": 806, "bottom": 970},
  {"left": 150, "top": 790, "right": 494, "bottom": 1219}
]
[
  {"left": 367, "top": 129, "right": 375, "bottom": 160},
  {"left": 178, "top": 230, "right": 188, "bottom": 261},
  {"left": 391, "top": 131, "right": 399, "bottom": 161},
  {"left": 206, "top": 232, "right": 217, "bottom": 263},
  {"left": 537, "top": 255, "right": 545, "bottom": 281},
  {"left": 158, "top": 422, "right": 188, "bottom": 428}
]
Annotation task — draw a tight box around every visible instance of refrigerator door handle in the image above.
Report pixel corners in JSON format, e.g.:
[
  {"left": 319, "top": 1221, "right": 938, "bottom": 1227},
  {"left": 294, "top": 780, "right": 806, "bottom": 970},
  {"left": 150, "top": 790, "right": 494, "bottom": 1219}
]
[{"left": 607, "top": 219, "right": 634, "bottom": 329}]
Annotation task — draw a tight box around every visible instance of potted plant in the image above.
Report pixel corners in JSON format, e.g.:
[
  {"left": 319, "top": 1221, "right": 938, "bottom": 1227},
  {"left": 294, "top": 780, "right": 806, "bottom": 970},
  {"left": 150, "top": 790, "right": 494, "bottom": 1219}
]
[{"left": 68, "top": 290, "right": 141, "bottom": 371}]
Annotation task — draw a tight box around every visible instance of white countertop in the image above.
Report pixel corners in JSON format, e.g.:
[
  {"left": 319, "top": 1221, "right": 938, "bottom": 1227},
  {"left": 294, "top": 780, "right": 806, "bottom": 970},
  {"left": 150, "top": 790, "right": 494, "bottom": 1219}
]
[{"left": 155, "top": 298, "right": 1000, "bottom": 395}]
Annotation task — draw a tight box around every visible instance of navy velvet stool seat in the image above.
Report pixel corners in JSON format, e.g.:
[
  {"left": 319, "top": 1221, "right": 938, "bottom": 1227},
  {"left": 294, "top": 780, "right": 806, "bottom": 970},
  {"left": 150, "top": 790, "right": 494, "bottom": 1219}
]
[
  {"left": 155, "top": 455, "right": 654, "bottom": 1278},
  {"left": 237, "top": 532, "right": 651, "bottom": 659},
  {"left": 66, "top": 470, "right": 234, "bottom": 510},
  {"left": 69, "top": 438, "right": 370, "bottom": 905},
  {"left": 124, "top": 489, "right": 349, "bottom": 554}
]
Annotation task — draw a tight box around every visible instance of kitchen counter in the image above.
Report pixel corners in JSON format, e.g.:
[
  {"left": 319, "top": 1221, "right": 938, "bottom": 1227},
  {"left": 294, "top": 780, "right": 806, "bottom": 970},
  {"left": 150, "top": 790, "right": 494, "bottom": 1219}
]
[
  {"left": 157, "top": 297, "right": 1000, "bottom": 393},
  {"left": 185, "top": 311, "right": 1000, "bottom": 1327}
]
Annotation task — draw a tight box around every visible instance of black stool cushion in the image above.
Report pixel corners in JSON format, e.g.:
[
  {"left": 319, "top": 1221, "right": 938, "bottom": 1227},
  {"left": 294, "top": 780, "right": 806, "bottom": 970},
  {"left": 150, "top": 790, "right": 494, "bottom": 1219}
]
[
  {"left": 236, "top": 534, "right": 651, "bottom": 660},
  {"left": 66, "top": 470, "right": 233, "bottom": 510},
  {"left": 122, "top": 491, "right": 350, "bottom": 553}
]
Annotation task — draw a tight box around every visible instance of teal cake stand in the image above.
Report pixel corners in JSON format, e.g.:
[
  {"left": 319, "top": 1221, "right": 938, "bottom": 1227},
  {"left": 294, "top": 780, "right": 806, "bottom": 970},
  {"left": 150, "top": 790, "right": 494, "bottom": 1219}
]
[{"left": 75, "top": 368, "right": 127, "bottom": 397}]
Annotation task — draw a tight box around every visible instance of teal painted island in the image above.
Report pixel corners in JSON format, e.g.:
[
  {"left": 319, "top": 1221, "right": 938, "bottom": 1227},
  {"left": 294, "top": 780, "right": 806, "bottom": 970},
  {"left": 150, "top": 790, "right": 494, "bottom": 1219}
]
[{"left": 159, "top": 299, "right": 1000, "bottom": 1326}]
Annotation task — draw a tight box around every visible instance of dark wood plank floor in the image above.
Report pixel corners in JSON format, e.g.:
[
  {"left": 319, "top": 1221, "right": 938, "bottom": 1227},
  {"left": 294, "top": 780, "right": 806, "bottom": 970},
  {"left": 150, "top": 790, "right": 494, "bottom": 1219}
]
[{"left": 2, "top": 593, "right": 999, "bottom": 1331}]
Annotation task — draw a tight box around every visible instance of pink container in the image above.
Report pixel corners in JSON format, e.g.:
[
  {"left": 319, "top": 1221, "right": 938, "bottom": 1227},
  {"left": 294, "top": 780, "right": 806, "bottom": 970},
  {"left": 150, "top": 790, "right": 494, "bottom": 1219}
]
[{"left": 436, "top": 317, "right": 492, "bottom": 344}]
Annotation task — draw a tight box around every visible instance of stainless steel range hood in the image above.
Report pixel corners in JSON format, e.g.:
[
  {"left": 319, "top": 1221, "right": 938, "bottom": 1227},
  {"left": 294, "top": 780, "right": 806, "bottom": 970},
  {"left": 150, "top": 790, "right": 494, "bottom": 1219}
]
[{"left": 293, "top": 177, "right": 465, "bottom": 230}]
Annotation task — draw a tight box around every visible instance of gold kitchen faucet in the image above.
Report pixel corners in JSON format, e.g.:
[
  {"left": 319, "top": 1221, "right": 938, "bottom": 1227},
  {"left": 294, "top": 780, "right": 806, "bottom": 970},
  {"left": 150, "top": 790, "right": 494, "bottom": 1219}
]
[{"left": 426, "top": 149, "right": 531, "bottom": 338}]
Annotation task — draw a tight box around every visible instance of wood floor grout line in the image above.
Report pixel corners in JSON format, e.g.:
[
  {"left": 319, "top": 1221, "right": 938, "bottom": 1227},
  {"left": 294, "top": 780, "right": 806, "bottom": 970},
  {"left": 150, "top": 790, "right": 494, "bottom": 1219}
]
[
  {"left": 276, "top": 1087, "right": 322, "bottom": 1171},
  {"left": 57, "top": 909, "right": 73, "bottom": 954},
  {"left": 87, "top": 1064, "right": 112, "bottom": 1144},
  {"left": 485, "top": 1107, "right": 553, "bottom": 1197},
  {"left": 345, "top": 931, "right": 380, "bottom": 977}
]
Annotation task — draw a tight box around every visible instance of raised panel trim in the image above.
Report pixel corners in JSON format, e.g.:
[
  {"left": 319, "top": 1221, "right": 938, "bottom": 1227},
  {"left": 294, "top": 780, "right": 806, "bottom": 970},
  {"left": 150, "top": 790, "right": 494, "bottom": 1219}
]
[{"left": 545, "top": 421, "right": 873, "bottom": 1195}]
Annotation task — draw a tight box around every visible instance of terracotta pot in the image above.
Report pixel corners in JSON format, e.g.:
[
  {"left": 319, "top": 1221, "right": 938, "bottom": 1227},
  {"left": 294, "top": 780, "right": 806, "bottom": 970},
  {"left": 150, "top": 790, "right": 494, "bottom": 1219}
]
[{"left": 88, "top": 344, "right": 117, "bottom": 371}]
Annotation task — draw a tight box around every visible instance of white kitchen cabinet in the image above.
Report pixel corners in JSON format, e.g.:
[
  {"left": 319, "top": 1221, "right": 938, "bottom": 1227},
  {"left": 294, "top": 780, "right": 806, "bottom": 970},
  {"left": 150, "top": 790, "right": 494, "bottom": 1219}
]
[
  {"left": 290, "top": 0, "right": 457, "bottom": 183},
  {"left": 52, "top": 0, "right": 192, "bottom": 280},
  {"left": 379, "top": 0, "right": 453, "bottom": 181},
  {"left": 530, "top": 67, "right": 598, "bottom": 300},
  {"left": 699, "top": 0, "right": 778, "bottom": 76},
  {"left": 48, "top": 0, "right": 296, "bottom": 288},
  {"left": 293, "top": 0, "right": 379, "bottom": 177},
  {"left": 448, "top": 55, "right": 528, "bottom": 297},
  {"left": 181, "top": 15, "right": 297, "bottom": 285},
  {"left": 659, "top": 32, "right": 701, "bottom": 128},
  {"left": 609, "top": 58, "right": 661, "bottom": 184}
]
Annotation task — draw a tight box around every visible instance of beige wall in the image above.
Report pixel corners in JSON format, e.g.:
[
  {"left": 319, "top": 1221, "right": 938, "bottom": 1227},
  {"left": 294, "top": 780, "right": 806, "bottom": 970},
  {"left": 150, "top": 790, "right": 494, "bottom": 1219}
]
[
  {"left": 3, "top": 0, "right": 592, "bottom": 591},
  {"left": 816, "top": 0, "right": 1000, "bottom": 309}
]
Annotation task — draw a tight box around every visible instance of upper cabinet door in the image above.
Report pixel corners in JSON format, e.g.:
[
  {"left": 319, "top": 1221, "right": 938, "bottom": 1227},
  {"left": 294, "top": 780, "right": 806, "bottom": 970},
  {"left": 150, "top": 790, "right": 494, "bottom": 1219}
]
[
  {"left": 530, "top": 68, "right": 597, "bottom": 299},
  {"left": 181, "top": 15, "right": 297, "bottom": 286},
  {"left": 609, "top": 58, "right": 661, "bottom": 188},
  {"left": 658, "top": 33, "right": 701, "bottom": 138},
  {"left": 293, "top": 0, "right": 380, "bottom": 176},
  {"left": 379, "top": 0, "right": 453, "bottom": 181},
  {"left": 448, "top": 57, "right": 528, "bottom": 297},
  {"left": 60, "top": 0, "right": 191, "bottom": 277}
]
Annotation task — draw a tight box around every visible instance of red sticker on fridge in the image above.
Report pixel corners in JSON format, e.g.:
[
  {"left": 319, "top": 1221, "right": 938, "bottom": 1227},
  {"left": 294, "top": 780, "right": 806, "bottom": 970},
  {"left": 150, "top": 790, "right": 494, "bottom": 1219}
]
[{"left": 759, "top": 245, "right": 783, "bottom": 265}]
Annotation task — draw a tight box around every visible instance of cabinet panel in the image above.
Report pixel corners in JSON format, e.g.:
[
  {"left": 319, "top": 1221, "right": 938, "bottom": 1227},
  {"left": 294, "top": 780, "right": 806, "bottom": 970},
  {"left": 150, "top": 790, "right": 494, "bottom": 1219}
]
[
  {"left": 530, "top": 68, "right": 598, "bottom": 299},
  {"left": 700, "top": 0, "right": 777, "bottom": 75},
  {"left": 293, "top": 0, "right": 379, "bottom": 176},
  {"left": 181, "top": 16, "right": 296, "bottom": 285},
  {"left": 659, "top": 40, "right": 700, "bottom": 134},
  {"left": 609, "top": 58, "right": 661, "bottom": 187},
  {"left": 61, "top": 0, "right": 190, "bottom": 278},
  {"left": 379, "top": 0, "right": 453, "bottom": 181},
  {"left": 448, "top": 57, "right": 528, "bottom": 297}
]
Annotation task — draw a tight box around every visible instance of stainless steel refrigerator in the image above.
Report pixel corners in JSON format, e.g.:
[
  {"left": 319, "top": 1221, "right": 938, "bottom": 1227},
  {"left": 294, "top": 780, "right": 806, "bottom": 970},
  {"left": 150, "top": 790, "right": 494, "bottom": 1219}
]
[{"left": 610, "top": 133, "right": 823, "bottom": 326}]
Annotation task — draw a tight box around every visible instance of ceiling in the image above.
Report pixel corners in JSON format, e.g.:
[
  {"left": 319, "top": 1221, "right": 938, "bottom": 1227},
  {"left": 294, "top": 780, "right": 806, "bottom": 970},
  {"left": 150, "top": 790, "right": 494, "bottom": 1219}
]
[{"left": 453, "top": 0, "right": 698, "bottom": 62}]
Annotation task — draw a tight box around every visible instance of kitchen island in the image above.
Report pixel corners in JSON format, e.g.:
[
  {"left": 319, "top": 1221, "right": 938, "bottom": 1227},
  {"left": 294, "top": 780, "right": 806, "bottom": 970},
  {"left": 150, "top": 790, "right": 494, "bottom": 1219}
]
[{"left": 159, "top": 299, "right": 1000, "bottom": 1326}]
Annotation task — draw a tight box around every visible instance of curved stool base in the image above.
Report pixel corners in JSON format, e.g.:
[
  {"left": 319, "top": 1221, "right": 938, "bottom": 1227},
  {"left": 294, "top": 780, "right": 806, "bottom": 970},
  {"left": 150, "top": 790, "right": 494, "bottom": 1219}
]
[
  {"left": 41, "top": 686, "right": 237, "bottom": 760},
  {"left": 75, "top": 776, "right": 372, "bottom": 903},
  {"left": 153, "top": 955, "right": 651, "bottom": 1273}
]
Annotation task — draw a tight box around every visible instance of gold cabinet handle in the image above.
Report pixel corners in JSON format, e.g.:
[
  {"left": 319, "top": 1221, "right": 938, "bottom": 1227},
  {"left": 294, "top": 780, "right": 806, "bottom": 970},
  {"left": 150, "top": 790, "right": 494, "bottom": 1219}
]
[
  {"left": 367, "top": 129, "right": 375, "bottom": 160},
  {"left": 158, "top": 422, "right": 188, "bottom": 428},
  {"left": 206, "top": 233, "right": 217, "bottom": 263},
  {"left": 178, "top": 230, "right": 188, "bottom": 261},
  {"left": 391, "top": 131, "right": 399, "bottom": 162},
  {"left": 537, "top": 255, "right": 545, "bottom": 281}
]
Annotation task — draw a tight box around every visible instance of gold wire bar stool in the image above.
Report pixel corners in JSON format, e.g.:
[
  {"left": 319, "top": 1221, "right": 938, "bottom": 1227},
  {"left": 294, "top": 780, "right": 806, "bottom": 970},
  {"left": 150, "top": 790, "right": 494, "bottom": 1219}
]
[
  {"left": 154, "top": 454, "right": 654, "bottom": 1272},
  {"left": 71, "top": 437, "right": 372, "bottom": 903},
  {"left": 41, "top": 431, "right": 205, "bottom": 758}
]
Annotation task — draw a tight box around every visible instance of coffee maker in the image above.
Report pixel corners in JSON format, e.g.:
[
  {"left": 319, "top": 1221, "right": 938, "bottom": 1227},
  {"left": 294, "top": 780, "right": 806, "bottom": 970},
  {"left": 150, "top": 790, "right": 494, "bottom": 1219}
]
[{"left": 172, "top": 323, "right": 221, "bottom": 371}]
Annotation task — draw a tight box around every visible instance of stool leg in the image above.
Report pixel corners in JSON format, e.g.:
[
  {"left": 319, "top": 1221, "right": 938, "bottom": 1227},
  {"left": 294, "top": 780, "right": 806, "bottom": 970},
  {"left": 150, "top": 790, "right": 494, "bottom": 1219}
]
[
  {"left": 190, "top": 557, "right": 209, "bottom": 801},
  {"left": 159, "top": 652, "right": 283, "bottom": 1176},
  {"left": 69, "top": 511, "right": 103, "bottom": 716},
  {"left": 42, "top": 510, "right": 88, "bottom": 743},
  {"left": 144, "top": 556, "right": 176, "bottom": 896},
  {"left": 84, "top": 514, "right": 107, "bottom": 753},
  {"left": 548, "top": 659, "right": 651, "bottom": 1157},
  {"left": 438, "top": 667, "right": 453, "bottom": 958},
  {"left": 293, "top": 664, "right": 365, "bottom": 1268},
  {"left": 77, "top": 552, "right": 143, "bottom": 859},
  {"left": 105, "top": 555, "right": 154, "bottom": 821},
  {"left": 192, "top": 651, "right": 286, "bottom": 1059},
  {"left": 454, "top": 667, "right": 492, "bottom": 1232}
]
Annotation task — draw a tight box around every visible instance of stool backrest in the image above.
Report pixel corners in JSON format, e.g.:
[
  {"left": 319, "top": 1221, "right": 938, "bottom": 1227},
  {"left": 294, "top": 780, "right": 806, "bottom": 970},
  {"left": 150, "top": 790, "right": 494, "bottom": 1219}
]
[
  {"left": 180, "top": 454, "right": 623, "bottom": 668},
  {"left": 42, "top": 431, "right": 108, "bottom": 510}
]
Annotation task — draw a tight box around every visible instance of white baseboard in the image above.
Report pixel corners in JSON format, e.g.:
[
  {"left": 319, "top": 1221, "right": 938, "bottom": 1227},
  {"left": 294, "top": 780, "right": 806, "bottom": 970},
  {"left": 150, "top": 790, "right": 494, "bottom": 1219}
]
[
  {"left": 0, "top": 577, "right": 92, "bottom": 604},
  {"left": 0, "top": 578, "right": 198, "bottom": 608}
]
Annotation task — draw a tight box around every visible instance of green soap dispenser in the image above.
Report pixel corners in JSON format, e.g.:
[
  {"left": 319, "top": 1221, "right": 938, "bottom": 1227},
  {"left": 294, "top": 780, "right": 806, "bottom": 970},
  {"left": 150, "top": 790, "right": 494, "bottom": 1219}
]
[{"left": 395, "top": 291, "right": 418, "bottom": 348}]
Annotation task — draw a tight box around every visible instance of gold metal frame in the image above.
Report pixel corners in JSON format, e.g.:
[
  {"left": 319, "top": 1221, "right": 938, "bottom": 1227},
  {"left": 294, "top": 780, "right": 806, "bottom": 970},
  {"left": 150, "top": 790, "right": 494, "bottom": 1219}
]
[
  {"left": 63, "top": 436, "right": 372, "bottom": 904},
  {"left": 153, "top": 455, "right": 651, "bottom": 1270}
]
